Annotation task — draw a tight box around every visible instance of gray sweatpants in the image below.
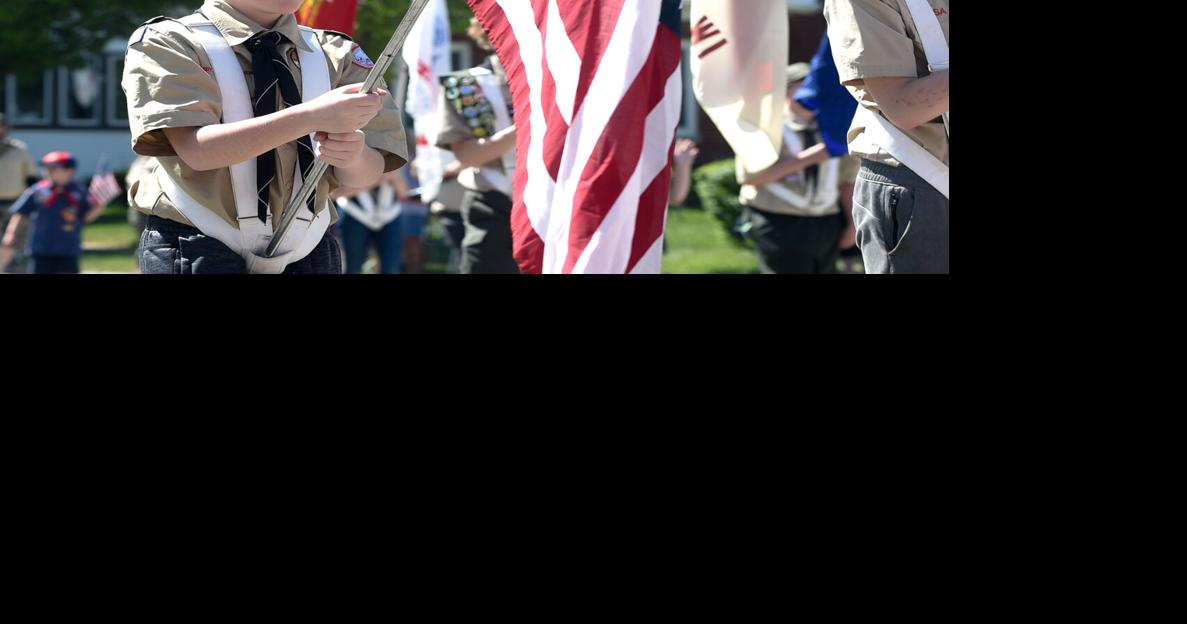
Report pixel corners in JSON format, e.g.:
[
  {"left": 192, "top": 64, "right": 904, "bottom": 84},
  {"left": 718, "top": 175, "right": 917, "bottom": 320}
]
[{"left": 852, "top": 160, "right": 949, "bottom": 274}]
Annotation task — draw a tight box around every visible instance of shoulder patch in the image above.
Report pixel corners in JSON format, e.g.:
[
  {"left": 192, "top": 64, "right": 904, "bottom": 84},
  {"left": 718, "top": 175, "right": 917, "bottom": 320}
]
[{"left": 351, "top": 44, "right": 374, "bottom": 70}]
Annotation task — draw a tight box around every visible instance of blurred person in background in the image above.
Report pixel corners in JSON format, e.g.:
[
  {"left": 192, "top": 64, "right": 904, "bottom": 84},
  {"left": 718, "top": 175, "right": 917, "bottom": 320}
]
[
  {"left": 435, "top": 18, "right": 519, "bottom": 274},
  {"left": 4, "top": 152, "right": 106, "bottom": 274},
  {"left": 0, "top": 113, "right": 39, "bottom": 273},
  {"left": 737, "top": 64, "right": 849, "bottom": 274}
]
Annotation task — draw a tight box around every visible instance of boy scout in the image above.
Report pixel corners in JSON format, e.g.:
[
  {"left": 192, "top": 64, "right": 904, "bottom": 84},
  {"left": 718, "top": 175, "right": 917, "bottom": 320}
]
[
  {"left": 434, "top": 18, "right": 518, "bottom": 275},
  {"left": 123, "top": 0, "right": 409, "bottom": 274},
  {"left": 738, "top": 64, "right": 852, "bottom": 275},
  {"left": 0, "top": 113, "right": 39, "bottom": 273},
  {"left": 824, "top": 0, "right": 949, "bottom": 274},
  {"left": 4, "top": 152, "right": 106, "bottom": 274}
]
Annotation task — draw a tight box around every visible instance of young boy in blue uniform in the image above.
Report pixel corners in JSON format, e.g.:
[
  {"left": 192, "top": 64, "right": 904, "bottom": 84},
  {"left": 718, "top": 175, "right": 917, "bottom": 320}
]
[{"left": 2, "top": 152, "right": 105, "bottom": 274}]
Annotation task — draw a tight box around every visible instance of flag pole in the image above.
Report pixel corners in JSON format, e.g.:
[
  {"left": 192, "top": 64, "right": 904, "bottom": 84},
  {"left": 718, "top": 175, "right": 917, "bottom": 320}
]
[{"left": 265, "top": 0, "right": 433, "bottom": 258}]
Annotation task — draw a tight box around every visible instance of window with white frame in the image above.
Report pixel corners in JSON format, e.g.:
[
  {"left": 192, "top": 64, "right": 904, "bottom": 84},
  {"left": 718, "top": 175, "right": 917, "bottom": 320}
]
[
  {"left": 58, "top": 62, "right": 104, "bottom": 127},
  {"left": 5, "top": 71, "right": 53, "bottom": 126},
  {"left": 105, "top": 54, "right": 130, "bottom": 127}
]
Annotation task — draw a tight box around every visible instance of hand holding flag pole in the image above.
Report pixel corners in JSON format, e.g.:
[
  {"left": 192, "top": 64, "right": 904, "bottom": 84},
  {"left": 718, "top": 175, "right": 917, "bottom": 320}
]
[{"left": 265, "top": 0, "right": 432, "bottom": 258}]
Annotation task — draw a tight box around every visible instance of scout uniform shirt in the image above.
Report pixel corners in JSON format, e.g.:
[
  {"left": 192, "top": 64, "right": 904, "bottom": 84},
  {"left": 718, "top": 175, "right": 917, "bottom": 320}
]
[
  {"left": 0, "top": 138, "right": 37, "bottom": 202},
  {"left": 9, "top": 181, "right": 91, "bottom": 257},
  {"left": 739, "top": 113, "right": 845, "bottom": 218},
  {"left": 824, "top": 0, "right": 949, "bottom": 168},
  {"left": 434, "top": 55, "right": 515, "bottom": 196},
  {"left": 122, "top": 0, "right": 409, "bottom": 231}
]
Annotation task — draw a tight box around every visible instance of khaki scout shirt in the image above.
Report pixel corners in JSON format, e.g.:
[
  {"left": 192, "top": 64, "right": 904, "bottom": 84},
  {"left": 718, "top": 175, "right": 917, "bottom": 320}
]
[
  {"left": 122, "top": 0, "right": 409, "bottom": 229},
  {"left": 434, "top": 56, "right": 514, "bottom": 195},
  {"left": 0, "top": 138, "right": 37, "bottom": 201},
  {"left": 839, "top": 154, "right": 860, "bottom": 187},
  {"left": 739, "top": 114, "right": 843, "bottom": 217},
  {"left": 825, "top": 0, "right": 949, "bottom": 168}
]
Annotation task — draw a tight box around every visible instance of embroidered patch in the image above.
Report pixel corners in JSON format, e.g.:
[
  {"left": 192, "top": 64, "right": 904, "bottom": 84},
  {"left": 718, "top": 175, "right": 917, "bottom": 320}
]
[{"left": 351, "top": 45, "right": 374, "bottom": 69}]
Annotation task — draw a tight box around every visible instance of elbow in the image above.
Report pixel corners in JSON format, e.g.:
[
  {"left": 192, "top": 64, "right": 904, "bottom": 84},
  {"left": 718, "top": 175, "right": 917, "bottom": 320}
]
[
  {"left": 450, "top": 140, "right": 484, "bottom": 170},
  {"left": 889, "top": 115, "right": 926, "bottom": 131},
  {"left": 741, "top": 171, "right": 775, "bottom": 188},
  {"left": 356, "top": 169, "right": 384, "bottom": 189},
  {"left": 452, "top": 151, "right": 476, "bottom": 170},
  {"left": 173, "top": 147, "right": 217, "bottom": 172},
  {"left": 162, "top": 129, "right": 218, "bottom": 171},
  {"left": 181, "top": 153, "right": 220, "bottom": 172},
  {"left": 738, "top": 162, "right": 783, "bottom": 188},
  {"left": 172, "top": 134, "right": 223, "bottom": 171},
  {"left": 879, "top": 104, "right": 927, "bottom": 131}
]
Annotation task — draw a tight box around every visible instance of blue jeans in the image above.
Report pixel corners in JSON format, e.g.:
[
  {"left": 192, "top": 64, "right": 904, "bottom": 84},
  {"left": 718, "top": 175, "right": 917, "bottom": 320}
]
[
  {"left": 399, "top": 206, "right": 428, "bottom": 239},
  {"left": 32, "top": 255, "right": 80, "bottom": 274},
  {"left": 139, "top": 215, "right": 343, "bottom": 274},
  {"left": 340, "top": 212, "right": 403, "bottom": 274}
]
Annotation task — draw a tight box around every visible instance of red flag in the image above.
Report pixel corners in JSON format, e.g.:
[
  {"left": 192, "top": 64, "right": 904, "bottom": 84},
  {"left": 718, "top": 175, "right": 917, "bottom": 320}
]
[
  {"left": 296, "top": 0, "right": 360, "bottom": 37},
  {"left": 467, "top": 0, "right": 685, "bottom": 274}
]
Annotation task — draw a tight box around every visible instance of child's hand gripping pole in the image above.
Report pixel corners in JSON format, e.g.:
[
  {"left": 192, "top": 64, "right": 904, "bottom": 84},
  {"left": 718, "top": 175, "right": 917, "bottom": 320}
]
[{"left": 264, "top": 0, "right": 432, "bottom": 259}]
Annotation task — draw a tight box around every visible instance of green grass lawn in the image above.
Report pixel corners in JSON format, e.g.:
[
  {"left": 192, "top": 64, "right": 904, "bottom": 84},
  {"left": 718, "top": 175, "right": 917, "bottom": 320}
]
[
  {"left": 662, "top": 207, "right": 866, "bottom": 275},
  {"left": 74, "top": 203, "right": 763, "bottom": 275},
  {"left": 662, "top": 207, "right": 759, "bottom": 274},
  {"left": 81, "top": 202, "right": 140, "bottom": 274}
]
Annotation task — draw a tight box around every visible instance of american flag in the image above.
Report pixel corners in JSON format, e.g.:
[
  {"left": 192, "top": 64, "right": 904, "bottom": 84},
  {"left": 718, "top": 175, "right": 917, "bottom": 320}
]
[
  {"left": 88, "top": 157, "right": 123, "bottom": 208},
  {"left": 467, "top": 0, "right": 685, "bottom": 274}
]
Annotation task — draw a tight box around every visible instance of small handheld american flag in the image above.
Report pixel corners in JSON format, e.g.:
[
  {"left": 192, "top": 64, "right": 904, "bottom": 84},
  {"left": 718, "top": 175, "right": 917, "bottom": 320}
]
[{"left": 88, "top": 155, "right": 123, "bottom": 208}]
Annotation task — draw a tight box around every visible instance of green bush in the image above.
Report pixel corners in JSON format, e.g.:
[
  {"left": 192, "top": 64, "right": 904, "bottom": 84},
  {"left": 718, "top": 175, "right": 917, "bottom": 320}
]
[{"left": 692, "top": 158, "right": 747, "bottom": 245}]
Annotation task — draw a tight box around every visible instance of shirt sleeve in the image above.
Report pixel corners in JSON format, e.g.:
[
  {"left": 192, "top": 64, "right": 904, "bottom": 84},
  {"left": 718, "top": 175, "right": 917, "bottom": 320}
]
[
  {"left": 434, "top": 88, "right": 475, "bottom": 150},
  {"left": 321, "top": 31, "right": 410, "bottom": 173},
  {"left": 11, "top": 187, "right": 37, "bottom": 216},
  {"left": 825, "top": 0, "right": 919, "bottom": 86},
  {"left": 122, "top": 21, "right": 222, "bottom": 157}
]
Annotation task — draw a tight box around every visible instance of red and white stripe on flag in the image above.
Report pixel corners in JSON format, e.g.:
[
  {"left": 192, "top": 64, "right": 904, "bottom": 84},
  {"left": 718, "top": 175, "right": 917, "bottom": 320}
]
[
  {"left": 467, "top": 0, "right": 685, "bottom": 274},
  {"left": 88, "top": 170, "right": 122, "bottom": 207}
]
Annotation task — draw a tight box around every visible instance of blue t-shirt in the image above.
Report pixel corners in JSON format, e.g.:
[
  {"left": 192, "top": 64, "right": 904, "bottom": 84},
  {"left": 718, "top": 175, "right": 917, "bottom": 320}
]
[
  {"left": 795, "top": 35, "right": 859, "bottom": 158},
  {"left": 10, "top": 181, "right": 90, "bottom": 257}
]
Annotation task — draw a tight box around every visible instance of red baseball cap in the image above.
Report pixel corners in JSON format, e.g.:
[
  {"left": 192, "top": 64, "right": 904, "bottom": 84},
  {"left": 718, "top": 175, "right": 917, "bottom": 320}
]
[{"left": 41, "top": 151, "right": 77, "bottom": 168}]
